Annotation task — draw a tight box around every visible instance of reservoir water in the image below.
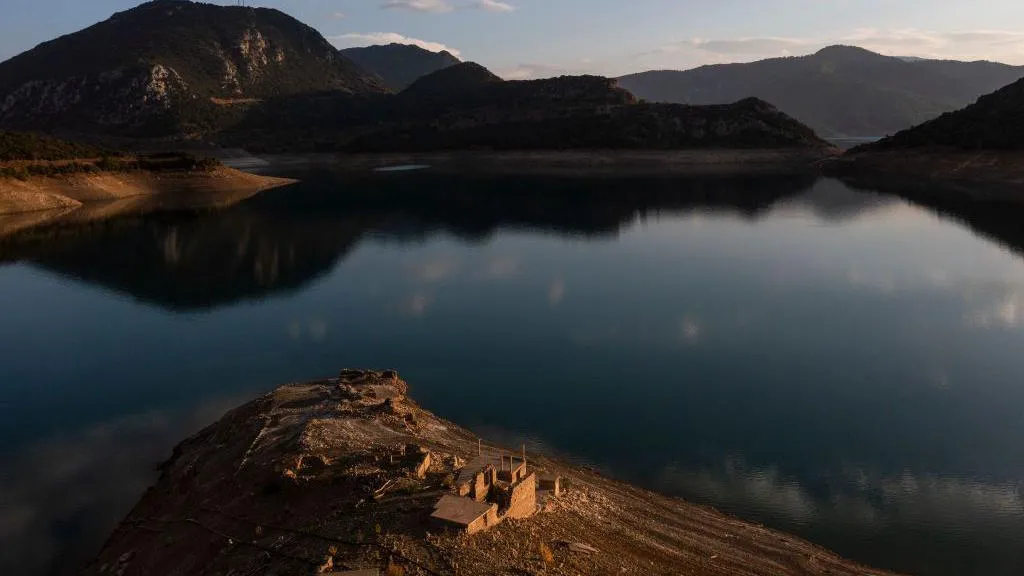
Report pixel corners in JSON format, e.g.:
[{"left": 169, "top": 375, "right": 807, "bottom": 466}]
[{"left": 2, "top": 171, "right": 1024, "bottom": 575}]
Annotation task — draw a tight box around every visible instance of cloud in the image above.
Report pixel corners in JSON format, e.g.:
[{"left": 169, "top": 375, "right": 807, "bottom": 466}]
[
  {"left": 328, "top": 32, "right": 461, "bottom": 57},
  {"left": 382, "top": 0, "right": 454, "bottom": 13},
  {"left": 681, "top": 317, "right": 702, "bottom": 344},
  {"left": 0, "top": 398, "right": 245, "bottom": 576},
  {"left": 399, "top": 292, "right": 433, "bottom": 317},
  {"left": 548, "top": 279, "right": 566, "bottom": 306},
  {"left": 965, "top": 286, "right": 1024, "bottom": 329},
  {"left": 472, "top": 0, "right": 516, "bottom": 12},
  {"left": 498, "top": 63, "right": 572, "bottom": 80},
  {"left": 408, "top": 257, "right": 461, "bottom": 282},
  {"left": 656, "top": 457, "right": 1024, "bottom": 531},
  {"left": 380, "top": 0, "right": 516, "bottom": 13},
  {"left": 327, "top": 11, "right": 345, "bottom": 20},
  {"left": 479, "top": 256, "right": 520, "bottom": 280}
]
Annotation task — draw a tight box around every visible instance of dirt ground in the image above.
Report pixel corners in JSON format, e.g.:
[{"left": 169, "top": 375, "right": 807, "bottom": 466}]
[
  {"left": 84, "top": 371, "right": 898, "bottom": 576},
  {"left": 0, "top": 167, "right": 295, "bottom": 241}
]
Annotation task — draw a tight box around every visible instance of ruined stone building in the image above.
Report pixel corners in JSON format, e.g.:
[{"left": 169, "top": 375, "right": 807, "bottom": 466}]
[{"left": 430, "top": 447, "right": 561, "bottom": 534}]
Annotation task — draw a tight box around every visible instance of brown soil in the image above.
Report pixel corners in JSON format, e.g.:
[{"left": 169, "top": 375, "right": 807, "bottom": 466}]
[
  {"left": 0, "top": 167, "right": 295, "bottom": 231},
  {"left": 85, "top": 371, "right": 898, "bottom": 576}
]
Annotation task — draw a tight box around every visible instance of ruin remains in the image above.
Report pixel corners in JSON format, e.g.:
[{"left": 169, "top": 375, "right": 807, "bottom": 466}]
[{"left": 430, "top": 443, "right": 559, "bottom": 534}]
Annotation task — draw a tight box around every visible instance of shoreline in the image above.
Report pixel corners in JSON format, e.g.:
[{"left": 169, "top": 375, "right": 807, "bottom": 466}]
[
  {"left": 827, "top": 149, "right": 1024, "bottom": 197},
  {"left": 85, "top": 370, "right": 898, "bottom": 576},
  {"left": 233, "top": 148, "right": 836, "bottom": 177},
  {"left": 326, "top": 148, "right": 836, "bottom": 176},
  {"left": 0, "top": 167, "right": 296, "bottom": 237}
]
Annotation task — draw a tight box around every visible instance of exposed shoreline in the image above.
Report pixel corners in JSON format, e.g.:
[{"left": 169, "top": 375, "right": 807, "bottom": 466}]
[
  {"left": 828, "top": 149, "right": 1024, "bottom": 198},
  {"left": 0, "top": 167, "right": 295, "bottom": 237},
  {"left": 85, "top": 370, "right": 898, "bottom": 576}
]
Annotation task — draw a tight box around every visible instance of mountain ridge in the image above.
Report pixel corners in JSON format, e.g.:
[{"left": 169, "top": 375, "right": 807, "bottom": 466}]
[
  {"left": 341, "top": 43, "right": 461, "bottom": 90},
  {"left": 618, "top": 45, "right": 1024, "bottom": 138}
]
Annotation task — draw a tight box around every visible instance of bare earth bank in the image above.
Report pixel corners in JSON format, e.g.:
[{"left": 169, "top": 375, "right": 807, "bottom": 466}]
[
  {"left": 0, "top": 167, "right": 295, "bottom": 238},
  {"left": 85, "top": 370, "right": 898, "bottom": 576},
  {"left": 829, "top": 149, "right": 1024, "bottom": 197},
  {"left": 0, "top": 167, "right": 295, "bottom": 217}
]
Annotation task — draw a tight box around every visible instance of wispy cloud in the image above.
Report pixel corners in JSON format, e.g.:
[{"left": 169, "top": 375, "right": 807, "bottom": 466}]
[
  {"left": 328, "top": 32, "right": 461, "bottom": 57},
  {"left": 380, "top": 0, "right": 516, "bottom": 14},
  {"left": 472, "top": 0, "right": 516, "bottom": 12},
  {"left": 382, "top": 0, "right": 454, "bottom": 13},
  {"left": 497, "top": 63, "right": 572, "bottom": 80}
]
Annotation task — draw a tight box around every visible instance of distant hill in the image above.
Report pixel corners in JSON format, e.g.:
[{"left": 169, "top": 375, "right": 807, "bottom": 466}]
[
  {"left": 863, "top": 77, "right": 1024, "bottom": 150},
  {"left": 618, "top": 45, "right": 1024, "bottom": 138},
  {"left": 400, "top": 62, "right": 502, "bottom": 99},
  {"left": 340, "top": 43, "right": 461, "bottom": 90},
  {"left": 0, "top": 0, "right": 384, "bottom": 136},
  {"left": 227, "top": 63, "right": 832, "bottom": 153}
]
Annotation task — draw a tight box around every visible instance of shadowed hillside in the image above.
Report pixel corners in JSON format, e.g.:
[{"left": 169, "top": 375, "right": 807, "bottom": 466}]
[
  {"left": 861, "top": 77, "right": 1024, "bottom": 150},
  {"left": 618, "top": 46, "right": 1024, "bottom": 138},
  {"left": 341, "top": 43, "right": 461, "bottom": 90},
  {"left": 228, "top": 63, "right": 832, "bottom": 153}
]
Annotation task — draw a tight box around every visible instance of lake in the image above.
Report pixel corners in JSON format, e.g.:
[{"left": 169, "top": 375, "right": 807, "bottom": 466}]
[{"left": 2, "top": 170, "right": 1024, "bottom": 576}]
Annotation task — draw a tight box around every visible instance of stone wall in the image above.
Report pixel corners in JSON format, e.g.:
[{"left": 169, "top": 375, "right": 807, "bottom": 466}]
[{"left": 504, "top": 473, "right": 537, "bottom": 520}]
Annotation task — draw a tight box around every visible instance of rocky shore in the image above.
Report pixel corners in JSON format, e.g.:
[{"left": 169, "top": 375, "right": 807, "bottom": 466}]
[{"left": 86, "top": 370, "right": 897, "bottom": 576}]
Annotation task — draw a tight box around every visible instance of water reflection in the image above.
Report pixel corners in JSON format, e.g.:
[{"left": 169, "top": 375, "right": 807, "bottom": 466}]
[
  {"left": 0, "top": 173, "right": 819, "bottom": 310},
  {"left": 0, "top": 397, "right": 243, "bottom": 576},
  {"left": 2, "top": 173, "right": 1024, "bottom": 576}
]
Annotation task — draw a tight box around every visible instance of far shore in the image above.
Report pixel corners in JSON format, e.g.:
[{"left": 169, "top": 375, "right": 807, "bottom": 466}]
[{"left": 254, "top": 148, "right": 838, "bottom": 176}]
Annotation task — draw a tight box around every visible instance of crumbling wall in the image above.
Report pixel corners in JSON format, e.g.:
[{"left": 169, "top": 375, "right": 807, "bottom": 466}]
[
  {"left": 472, "top": 467, "right": 494, "bottom": 502},
  {"left": 504, "top": 473, "right": 537, "bottom": 519}
]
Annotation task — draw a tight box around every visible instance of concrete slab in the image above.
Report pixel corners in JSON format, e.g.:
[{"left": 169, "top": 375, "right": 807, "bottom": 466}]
[{"left": 431, "top": 494, "right": 496, "bottom": 527}]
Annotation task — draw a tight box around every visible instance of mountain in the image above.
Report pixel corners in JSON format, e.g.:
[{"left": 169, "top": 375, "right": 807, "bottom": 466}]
[
  {"left": 228, "top": 63, "right": 832, "bottom": 153},
  {"left": 0, "top": 0, "right": 384, "bottom": 136},
  {"left": 340, "top": 43, "right": 461, "bottom": 90},
  {"left": 400, "top": 62, "right": 503, "bottom": 99},
  {"left": 863, "top": 77, "right": 1024, "bottom": 150},
  {"left": 618, "top": 45, "right": 1024, "bottom": 138}
]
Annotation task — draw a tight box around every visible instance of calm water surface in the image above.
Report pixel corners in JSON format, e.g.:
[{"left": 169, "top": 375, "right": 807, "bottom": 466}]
[{"left": 2, "top": 172, "right": 1024, "bottom": 575}]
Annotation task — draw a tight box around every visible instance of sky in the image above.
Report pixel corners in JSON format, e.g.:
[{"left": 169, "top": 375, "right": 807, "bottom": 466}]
[{"left": 3, "top": 0, "right": 1024, "bottom": 78}]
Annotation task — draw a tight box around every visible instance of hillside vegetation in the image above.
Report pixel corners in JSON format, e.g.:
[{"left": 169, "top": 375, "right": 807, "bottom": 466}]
[{"left": 0, "top": 131, "right": 103, "bottom": 161}]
